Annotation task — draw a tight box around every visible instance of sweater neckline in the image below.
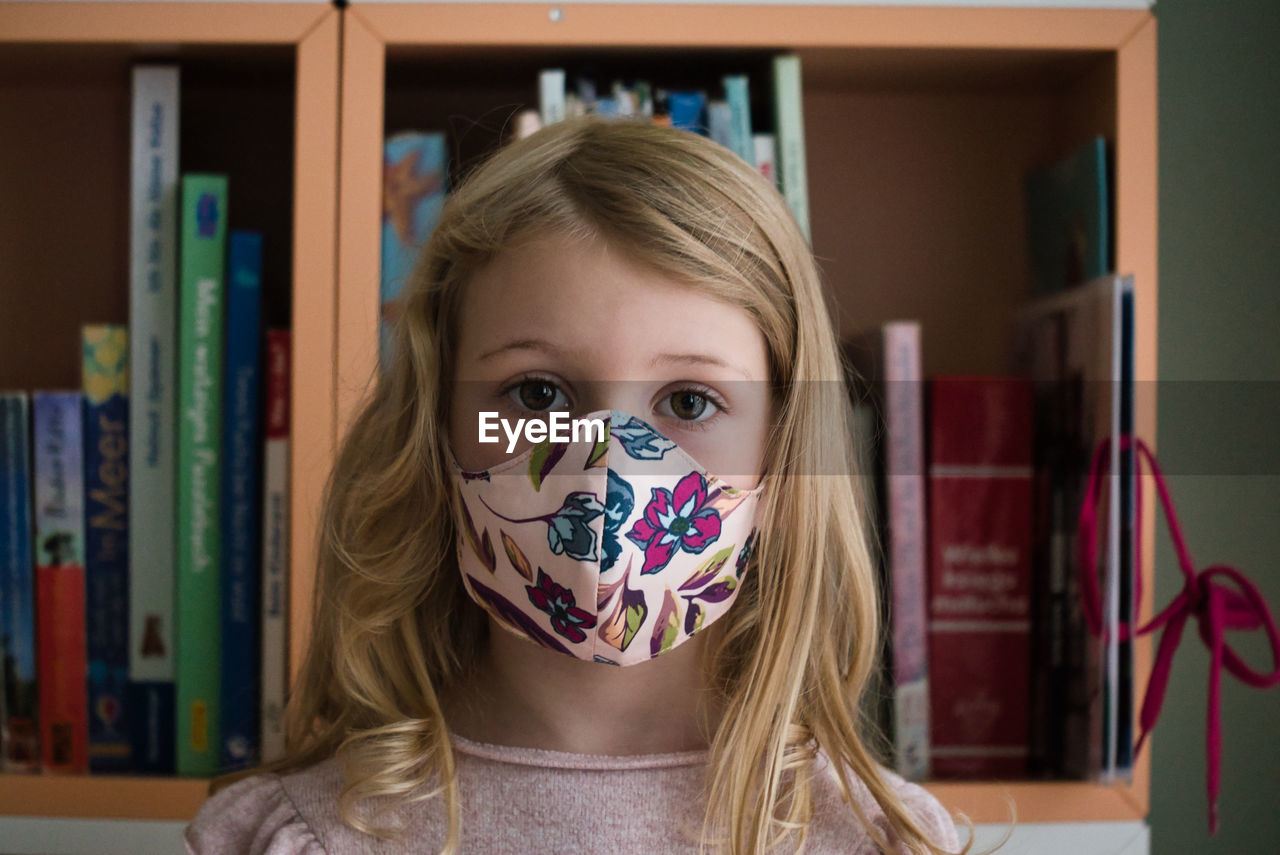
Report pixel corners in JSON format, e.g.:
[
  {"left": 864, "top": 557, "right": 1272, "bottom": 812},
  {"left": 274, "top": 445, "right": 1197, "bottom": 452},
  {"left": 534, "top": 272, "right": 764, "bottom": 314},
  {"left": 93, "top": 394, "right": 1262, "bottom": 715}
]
[{"left": 448, "top": 732, "right": 711, "bottom": 771}]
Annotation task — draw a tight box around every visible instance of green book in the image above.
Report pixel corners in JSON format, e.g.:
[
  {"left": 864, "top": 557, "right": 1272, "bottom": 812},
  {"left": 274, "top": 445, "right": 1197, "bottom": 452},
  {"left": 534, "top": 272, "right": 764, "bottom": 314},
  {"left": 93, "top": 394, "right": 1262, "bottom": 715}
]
[{"left": 176, "top": 173, "right": 227, "bottom": 776}]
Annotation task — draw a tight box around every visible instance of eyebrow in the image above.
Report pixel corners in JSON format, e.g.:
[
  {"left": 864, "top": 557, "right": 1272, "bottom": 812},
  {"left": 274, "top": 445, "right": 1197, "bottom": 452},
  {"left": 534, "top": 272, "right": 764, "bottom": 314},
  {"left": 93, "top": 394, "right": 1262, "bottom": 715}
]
[
  {"left": 648, "top": 352, "right": 754, "bottom": 379},
  {"left": 477, "top": 338, "right": 565, "bottom": 362}
]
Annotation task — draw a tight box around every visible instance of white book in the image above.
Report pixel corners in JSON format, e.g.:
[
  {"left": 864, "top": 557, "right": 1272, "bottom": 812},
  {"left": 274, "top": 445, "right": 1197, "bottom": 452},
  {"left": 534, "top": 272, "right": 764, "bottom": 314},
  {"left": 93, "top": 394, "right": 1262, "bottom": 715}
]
[
  {"left": 752, "top": 133, "right": 777, "bottom": 189},
  {"left": 128, "top": 64, "right": 179, "bottom": 771},
  {"left": 772, "top": 54, "right": 810, "bottom": 242},
  {"left": 539, "top": 68, "right": 566, "bottom": 126},
  {"left": 260, "top": 331, "right": 291, "bottom": 762}
]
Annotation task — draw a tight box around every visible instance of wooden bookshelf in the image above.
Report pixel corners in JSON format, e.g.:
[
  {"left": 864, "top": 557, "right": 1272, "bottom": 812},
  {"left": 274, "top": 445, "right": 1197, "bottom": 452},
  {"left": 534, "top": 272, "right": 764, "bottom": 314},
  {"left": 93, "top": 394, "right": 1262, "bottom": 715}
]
[
  {"left": 0, "top": 1, "right": 338, "bottom": 820},
  {"left": 0, "top": 0, "right": 1158, "bottom": 829},
  {"left": 337, "top": 3, "right": 1158, "bottom": 827}
]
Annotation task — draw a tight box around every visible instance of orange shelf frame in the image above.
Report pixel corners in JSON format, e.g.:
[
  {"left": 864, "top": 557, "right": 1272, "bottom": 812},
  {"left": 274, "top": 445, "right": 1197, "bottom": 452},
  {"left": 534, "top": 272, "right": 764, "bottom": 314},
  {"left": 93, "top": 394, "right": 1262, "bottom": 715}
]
[
  {"left": 338, "top": 4, "right": 1159, "bottom": 828},
  {"left": 0, "top": 0, "right": 339, "bottom": 821}
]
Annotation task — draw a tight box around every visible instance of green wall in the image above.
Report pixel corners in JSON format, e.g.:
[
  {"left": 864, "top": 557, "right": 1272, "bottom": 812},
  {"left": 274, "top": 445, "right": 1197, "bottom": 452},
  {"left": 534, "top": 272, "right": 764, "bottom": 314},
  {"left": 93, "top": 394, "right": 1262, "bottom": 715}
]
[{"left": 1152, "top": 0, "right": 1280, "bottom": 852}]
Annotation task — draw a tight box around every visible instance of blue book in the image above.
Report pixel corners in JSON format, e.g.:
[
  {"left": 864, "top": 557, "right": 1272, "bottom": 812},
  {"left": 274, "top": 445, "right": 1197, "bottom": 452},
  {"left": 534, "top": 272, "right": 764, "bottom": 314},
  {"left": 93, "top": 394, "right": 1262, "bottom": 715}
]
[
  {"left": 83, "top": 326, "right": 132, "bottom": 772},
  {"left": 1, "top": 393, "right": 39, "bottom": 771},
  {"left": 220, "top": 231, "right": 264, "bottom": 771},
  {"left": 381, "top": 132, "right": 447, "bottom": 367},
  {"left": 666, "top": 90, "right": 707, "bottom": 134}
]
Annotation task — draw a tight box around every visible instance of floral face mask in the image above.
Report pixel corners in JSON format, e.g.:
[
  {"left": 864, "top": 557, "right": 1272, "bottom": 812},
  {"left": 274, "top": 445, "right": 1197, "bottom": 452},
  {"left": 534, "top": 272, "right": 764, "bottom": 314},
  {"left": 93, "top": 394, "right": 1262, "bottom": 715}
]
[{"left": 450, "top": 409, "right": 763, "bottom": 666}]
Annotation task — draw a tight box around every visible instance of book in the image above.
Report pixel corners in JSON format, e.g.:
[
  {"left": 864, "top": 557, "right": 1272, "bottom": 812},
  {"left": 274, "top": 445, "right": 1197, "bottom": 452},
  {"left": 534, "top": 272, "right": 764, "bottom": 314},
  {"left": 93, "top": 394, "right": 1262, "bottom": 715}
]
[
  {"left": 666, "top": 90, "right": 707, "bottom": 133},
  {"left": 33, "top": 391, "right": 89, "bottom": 773},
  {"left": 539, "top": 68, "right": 566, "bottom": 126},
  {"left": 707, "top": 99, "right": 733, "bottom": 149},
  {"left": 1013, "top": 273, "right": 1133, "bottom": 780},
  {"left": 259, "top": 330, "right": 291, "bottom": 762},
  {"left": 844, "top": 322, "right": 930, "bottom": 780},
  {"left": 1026, "top": 136, "right": 1111, "bottom": 297},
  {"left": 82, "top": 325, "right": 131, "bottom": 772},
  {"left": 753, "top": 133, "right": 777, "bottom": 189},
  {"left": 1, "top": 393, "right": 39, "bottom": 771},
  {"left": 722, "top": 74, "right": 755, "bottom": 167},
  {"left": 381, "top": 132, "right": 447, "bottom": 367},
  {"left": 771, "top": 54, "right": 810, "bottom": 242},
  {"left": 176, "top": 173, "right": 228, "bottom": 776},
  {"left": 926, "top": 376, "right": 1034, "bottom": 778},
  {"left": 220, "top": 231, "right": 264, "bottom": 771},
  {"left": 128, "top": 62, "right": 180, "bottom": 775}
]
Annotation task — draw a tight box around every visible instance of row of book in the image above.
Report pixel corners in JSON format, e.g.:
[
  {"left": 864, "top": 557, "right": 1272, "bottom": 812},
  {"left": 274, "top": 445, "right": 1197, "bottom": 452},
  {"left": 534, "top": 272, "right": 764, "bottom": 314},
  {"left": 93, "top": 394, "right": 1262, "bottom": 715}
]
[
  {"left": 850, "top": 135, "right": 1135, "bottom": 782},
  {"left": 378, "top": 56, "right": 813, "bottom": 361},
  {"left": 0, "top": 64, "right": 291, "bottom": 777}
]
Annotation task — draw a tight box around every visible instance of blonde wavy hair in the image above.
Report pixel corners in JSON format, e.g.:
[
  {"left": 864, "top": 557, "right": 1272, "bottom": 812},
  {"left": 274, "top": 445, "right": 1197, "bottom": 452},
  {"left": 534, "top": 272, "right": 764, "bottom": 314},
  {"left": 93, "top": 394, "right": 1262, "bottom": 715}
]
[{"left": 232, "top": 115, "right": 969, "bottom": 854}]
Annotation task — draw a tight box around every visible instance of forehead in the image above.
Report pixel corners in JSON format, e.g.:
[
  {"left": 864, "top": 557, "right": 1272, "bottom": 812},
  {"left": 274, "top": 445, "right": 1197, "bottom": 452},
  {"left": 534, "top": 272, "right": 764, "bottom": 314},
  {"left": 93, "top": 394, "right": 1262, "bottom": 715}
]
[{"left": 454, "top": 231, "right": 768, "bottom": 382}]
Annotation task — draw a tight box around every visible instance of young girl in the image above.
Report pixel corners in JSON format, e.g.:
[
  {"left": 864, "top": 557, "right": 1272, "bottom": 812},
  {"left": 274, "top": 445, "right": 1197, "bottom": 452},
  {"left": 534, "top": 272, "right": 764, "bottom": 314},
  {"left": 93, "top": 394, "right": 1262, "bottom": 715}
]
[{"left": 185, "top": 115, "right": 965, "bottom": 854}]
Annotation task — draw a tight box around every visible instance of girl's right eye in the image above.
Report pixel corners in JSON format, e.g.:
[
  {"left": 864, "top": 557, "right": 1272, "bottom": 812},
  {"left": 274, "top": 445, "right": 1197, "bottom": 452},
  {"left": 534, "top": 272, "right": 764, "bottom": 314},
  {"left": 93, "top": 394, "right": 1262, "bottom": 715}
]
[{"left": 507, "top": 378, "right": 569, "bottom": 412}]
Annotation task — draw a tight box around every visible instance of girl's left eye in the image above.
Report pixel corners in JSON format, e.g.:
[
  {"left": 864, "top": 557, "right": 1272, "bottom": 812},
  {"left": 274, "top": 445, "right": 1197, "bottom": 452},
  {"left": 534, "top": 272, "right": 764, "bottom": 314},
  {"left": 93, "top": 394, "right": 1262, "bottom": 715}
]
[{"left": 659, "top": 390, "right": 720, "bottom": 422}]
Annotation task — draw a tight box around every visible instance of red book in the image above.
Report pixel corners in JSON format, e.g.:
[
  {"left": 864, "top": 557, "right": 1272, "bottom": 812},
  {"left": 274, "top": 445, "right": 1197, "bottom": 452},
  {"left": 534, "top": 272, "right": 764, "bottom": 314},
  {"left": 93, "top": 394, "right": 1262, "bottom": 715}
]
[
  {"left": 927, "top": 377, "right": 1033, "bottom": 778},
  {"left": 33, "top": 391, "right": 90, "bottom": 774}
]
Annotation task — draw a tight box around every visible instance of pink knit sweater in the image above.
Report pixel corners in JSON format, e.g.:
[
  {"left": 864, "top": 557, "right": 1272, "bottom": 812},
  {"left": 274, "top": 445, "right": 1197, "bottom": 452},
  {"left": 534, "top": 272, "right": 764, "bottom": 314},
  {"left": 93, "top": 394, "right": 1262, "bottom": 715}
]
[{"left": 184, "top": 733, "right": 959, "bottom": 854}]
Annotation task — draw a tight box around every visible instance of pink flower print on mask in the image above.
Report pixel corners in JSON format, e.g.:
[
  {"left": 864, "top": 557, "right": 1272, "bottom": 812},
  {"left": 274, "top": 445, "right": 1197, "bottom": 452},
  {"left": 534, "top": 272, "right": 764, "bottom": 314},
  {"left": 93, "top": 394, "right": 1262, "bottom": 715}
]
[{"left": 625, "top": 471, "right": 722, "bottom": 574}]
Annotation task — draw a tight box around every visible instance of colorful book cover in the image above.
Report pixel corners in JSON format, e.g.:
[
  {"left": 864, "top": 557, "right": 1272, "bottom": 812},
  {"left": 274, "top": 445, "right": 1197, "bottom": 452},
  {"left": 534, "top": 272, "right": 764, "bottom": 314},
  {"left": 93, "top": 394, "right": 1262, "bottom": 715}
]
[
  {"left": 33, "top": 391, "right": 89, "bottom": 773},
  {"left": 772, "top": 54, "right": 810, "bottom": 242},
  {"left": 844, "top": 322, "right": 930, "bottom": 780},
  {"left": 259, "top": 330, "right": 291, "bottom": 762},
  {"left": 722, "top": 74, "right": 755, "bottom": 167},
  {"left": 1013, "top": 273, "right": 1129, "bottom": 780},
  {"left": 220, "top": 231, "right": 264, "bottom": 771},
  {"left": 83, "top": 325, "right": 131, "bottom": 772},
  {"left": 381, "top": 132, "right": 446, "bottom": 367},
  {"left": 1026, "top": 136, "right": 1111, "bottom": 296},
  {"left": 176, "top": 173, "right": 227, "bottom": 776},
  {"left": 927, "top": 376, "right": 1034, "bottom": 778},
  {"left": 128, "top": 62, "right": 179, "bottom": 775},
  {"left": 1, "top": 392, "right": 39, "bottom": 771}
]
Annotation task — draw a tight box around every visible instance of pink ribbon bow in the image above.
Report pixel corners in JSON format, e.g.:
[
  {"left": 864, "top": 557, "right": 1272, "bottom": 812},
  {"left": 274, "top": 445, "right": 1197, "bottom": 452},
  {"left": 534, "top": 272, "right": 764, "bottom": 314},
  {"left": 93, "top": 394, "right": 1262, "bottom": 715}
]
[{"left": 1076, "top": 434, "right": 1280, "bottom": 834}]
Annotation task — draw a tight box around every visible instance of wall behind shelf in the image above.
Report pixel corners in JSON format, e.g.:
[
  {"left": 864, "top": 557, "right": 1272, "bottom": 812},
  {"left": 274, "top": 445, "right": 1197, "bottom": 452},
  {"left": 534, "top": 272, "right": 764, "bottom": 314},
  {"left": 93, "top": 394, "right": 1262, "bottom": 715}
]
[{"left": 1151, "top": 0, "right": 1280, "bottom": 853}]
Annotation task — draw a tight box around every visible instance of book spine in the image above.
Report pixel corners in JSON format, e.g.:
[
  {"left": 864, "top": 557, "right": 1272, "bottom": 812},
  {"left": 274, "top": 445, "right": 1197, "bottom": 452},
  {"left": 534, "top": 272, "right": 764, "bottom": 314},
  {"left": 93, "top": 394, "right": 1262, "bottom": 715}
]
[
  {"left": 1, "top": 393, "right": 39, "bottom": 771},
  {"left": 128, "top": 63, "right": 179, "bottom": 774},
  {"left": 752, "top": 134, "right": 777, "bottom": 188},
  {"left": 259, "top": 330, "right": 291, "bottom": 762},
  {"left": 882, "top": 323, "right": 929, "bottom": 780},
  {"left": 176, "top": 173, "right": 228, "bottom": 776},
  {"left": 707, "top": 100, "right": 733, "bottom": 149},
  {"left": 927, "top": 377, "right": 1034, "bottom": 778},
  {"left": 33, "top": 392, "right": 89, "bottom": 773},
  {"left": 771, "top": 54, "right": 810, "bottom": 242},
  {"left": 539, "top": 68, "right": 566, "bottom": 126},
  {"left": 380, "top": 132, "right": 447, "bottom": 367},
  {"left": 220, "top": 232, "right": 263, "bottom": 771},
  {"left": 82, "top": 326, "right": 132, "bottom": 772},
  {"left": 722, "top": 74, "right": 755, "bottom": 167}
]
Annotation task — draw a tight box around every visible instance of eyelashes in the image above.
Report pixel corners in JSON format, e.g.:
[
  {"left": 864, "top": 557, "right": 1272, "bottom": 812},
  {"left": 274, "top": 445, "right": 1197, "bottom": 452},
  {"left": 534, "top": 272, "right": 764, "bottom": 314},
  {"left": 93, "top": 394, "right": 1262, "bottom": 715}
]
[{"left": 495, "top": 374, "right": 731, "bottom": 428}]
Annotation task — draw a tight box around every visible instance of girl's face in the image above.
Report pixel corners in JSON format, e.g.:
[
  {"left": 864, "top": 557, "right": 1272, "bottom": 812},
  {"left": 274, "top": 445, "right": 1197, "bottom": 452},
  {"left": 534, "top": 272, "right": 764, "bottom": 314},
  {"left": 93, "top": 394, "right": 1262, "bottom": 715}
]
[{"left": 448, "top": 230, "right": 772, "bottom": 490}]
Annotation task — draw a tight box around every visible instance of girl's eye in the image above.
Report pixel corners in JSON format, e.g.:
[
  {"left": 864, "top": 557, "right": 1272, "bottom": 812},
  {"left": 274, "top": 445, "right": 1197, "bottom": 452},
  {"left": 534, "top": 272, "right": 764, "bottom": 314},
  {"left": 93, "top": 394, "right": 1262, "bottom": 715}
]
[
  {"left": 663, "top": 390, "right": 718, "bottom": 422},
  {"left": 509, "top": 378, "right": 568, "bottom": 412}
]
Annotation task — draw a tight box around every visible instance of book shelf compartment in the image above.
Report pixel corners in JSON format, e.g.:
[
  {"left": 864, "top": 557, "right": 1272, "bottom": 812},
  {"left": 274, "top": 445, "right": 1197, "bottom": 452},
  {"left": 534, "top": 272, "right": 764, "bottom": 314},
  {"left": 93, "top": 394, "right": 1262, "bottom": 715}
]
[
  {"left": 347, "top": 9, "right": 1156, "bottom": 828},
  {"left": 0, "top": 43, "right": 297, "bottom": 392},
  {"left": 0, "top": 1, "right": 342, "bottom": 823}
]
